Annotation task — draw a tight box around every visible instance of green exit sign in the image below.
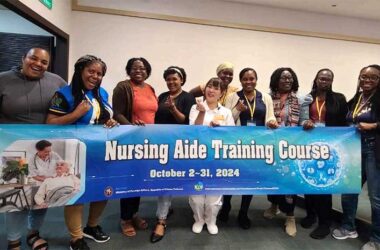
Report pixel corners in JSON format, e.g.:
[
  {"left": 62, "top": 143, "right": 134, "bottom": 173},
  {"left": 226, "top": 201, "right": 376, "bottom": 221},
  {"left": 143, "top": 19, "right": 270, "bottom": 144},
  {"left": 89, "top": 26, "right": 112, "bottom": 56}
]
[{"left": 40, "top": 0, "right": 53, "bottom": 9}]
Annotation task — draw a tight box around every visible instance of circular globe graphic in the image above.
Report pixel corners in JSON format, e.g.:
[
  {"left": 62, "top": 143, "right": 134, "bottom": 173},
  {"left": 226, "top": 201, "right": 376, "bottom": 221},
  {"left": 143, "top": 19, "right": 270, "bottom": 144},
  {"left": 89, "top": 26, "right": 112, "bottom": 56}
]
[{"left": 298, "top": 143, "right": 342, "bottom": 187}]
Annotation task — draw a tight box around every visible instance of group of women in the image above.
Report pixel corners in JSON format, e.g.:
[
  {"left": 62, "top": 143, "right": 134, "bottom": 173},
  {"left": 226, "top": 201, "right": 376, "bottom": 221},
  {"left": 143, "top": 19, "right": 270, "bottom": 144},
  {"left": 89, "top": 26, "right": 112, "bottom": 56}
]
[{"left": 0, "top": 47, "right": 379, "bottom": 250}]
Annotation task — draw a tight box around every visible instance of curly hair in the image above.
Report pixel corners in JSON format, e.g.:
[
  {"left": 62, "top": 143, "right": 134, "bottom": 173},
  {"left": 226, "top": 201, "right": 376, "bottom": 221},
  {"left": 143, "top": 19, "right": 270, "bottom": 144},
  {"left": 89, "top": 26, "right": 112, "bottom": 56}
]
[
  {"left": 269, "top": 67, "right": 299, "bottom": 93},
  {"left": 163, "top": 66, "right": 187, "bottom": 85},
  {"left": 125, "top": 57, "right": 152, "bottom": 78}
]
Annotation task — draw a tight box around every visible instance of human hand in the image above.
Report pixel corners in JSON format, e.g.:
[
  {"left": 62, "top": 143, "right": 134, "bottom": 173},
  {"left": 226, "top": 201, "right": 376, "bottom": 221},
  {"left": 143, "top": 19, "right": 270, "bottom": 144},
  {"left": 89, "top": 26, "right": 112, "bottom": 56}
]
[
  {"left": 74, "top": 100, "right": 91, "bottom": 117},
  {"left": 303, "top": 120, "right": 315, "bottom": 130},
  {"left": 103, "top": 118, "right": 119, "bottom": 128},
  {"left": 164, "top": 96, "right": 176, "bottom": 111},
  {"left": 357, "top": 122, "right": 377, "bottom": 131},
  {"left": 209, "top": 120, "right": 220, "bottom": 127},
  {"left": 266, "top": 120, "right": 279, "bottom": 129},
  {"left": 235, "top": 99, "right": 248, "bottom": 112},
  {"left": 196, "top": 99, "right": 206, "bottom": 112},
  {"left": 133, "top": 119, "right": 146, "bottom": 126}
]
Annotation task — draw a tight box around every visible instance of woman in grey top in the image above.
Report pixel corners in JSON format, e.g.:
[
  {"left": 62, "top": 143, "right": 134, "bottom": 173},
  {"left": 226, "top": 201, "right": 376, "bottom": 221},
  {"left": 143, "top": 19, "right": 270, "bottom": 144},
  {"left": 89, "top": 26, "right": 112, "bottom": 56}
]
[{"left": 0, "top": 47, "right": 66, "bottom": 250}]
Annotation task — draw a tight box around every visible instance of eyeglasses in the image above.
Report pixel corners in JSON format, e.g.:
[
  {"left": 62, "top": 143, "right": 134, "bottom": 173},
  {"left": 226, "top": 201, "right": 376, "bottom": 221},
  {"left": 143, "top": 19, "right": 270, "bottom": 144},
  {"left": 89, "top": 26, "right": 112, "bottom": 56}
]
[
  {"left": 280, "top": 76, "right": 293, "bottom": 81},
  {"left": 131, "top": 67, "right": 146, "bottom": 72},
  {"left": 359, "top": 75, "right": 380, "bottom": 82}
]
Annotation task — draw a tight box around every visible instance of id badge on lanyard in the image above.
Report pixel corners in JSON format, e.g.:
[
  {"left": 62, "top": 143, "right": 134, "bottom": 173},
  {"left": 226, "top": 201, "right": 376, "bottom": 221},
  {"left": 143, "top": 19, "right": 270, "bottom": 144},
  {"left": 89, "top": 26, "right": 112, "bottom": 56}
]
[{"left": 247, "top": 120, "right": 256, "bottom": 126}]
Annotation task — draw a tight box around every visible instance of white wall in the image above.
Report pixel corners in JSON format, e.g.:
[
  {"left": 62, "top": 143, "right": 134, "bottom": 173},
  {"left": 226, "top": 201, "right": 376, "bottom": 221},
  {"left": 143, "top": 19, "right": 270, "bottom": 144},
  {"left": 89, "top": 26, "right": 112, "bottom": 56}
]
[
  {"left": 18, "top": 0, "right": 71, "bottom": 34},
  {"left": 77, "top": 0, "right": 380, "bottom": 40},
  {"left": 70, "top": 10, "right": 380, "bottom": 99},
  {"left": 8, "top": 0, "right": 380, "bottom": 99}
]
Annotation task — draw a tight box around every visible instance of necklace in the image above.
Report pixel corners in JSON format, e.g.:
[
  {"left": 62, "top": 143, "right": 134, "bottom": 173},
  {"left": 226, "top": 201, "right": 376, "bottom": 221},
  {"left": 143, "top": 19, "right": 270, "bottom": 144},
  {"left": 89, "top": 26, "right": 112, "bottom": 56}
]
[{"left": 170, "top": 90, "right": 182, "bottom": 99}]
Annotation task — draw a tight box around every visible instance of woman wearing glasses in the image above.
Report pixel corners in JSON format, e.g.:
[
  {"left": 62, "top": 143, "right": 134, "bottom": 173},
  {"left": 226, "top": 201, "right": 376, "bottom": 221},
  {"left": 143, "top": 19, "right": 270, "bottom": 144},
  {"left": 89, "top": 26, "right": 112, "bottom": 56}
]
[
  {"left": 332, "top": 65, "right": 380, "bottom": 250},
  {"left": 263, "top": 67, "right": 312, "bottom": 237},
  {"left": 113, "top": 57, "right": 158, "bottom": 237}
]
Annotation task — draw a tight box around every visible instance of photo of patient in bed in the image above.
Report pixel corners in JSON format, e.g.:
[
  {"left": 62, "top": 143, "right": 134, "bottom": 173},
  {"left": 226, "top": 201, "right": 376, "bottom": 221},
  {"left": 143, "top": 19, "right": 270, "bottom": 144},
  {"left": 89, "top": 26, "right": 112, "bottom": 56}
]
[{"left": 34, "top": 160, "right": 80, "bottom": 208}]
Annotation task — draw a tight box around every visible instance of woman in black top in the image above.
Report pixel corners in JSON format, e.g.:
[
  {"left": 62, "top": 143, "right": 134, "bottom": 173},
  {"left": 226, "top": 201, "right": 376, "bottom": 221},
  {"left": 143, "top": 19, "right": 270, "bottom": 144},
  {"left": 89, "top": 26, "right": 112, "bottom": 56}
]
[
  {"left": 301, "top": 69, "right": 347, "bottom": 239},
  {"left": 150, "top": 66, "right": 195, "bottom": 243},
  {"left": 332, "top": 65, "right": 380, "bottom": 250}
]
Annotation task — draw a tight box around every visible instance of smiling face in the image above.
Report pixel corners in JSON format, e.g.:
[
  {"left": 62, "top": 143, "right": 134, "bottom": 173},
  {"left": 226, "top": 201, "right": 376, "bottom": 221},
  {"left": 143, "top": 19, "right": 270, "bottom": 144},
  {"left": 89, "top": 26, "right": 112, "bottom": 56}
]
[
  {"left": 81, "top": 62, "right": 104, "bottom": 90},
  {"left": 21, "top": 48, "right": 50, "bottom": 79},
  {"left": 204, "top": 84, "right": 222, "bottom": 104},
  {"left": 278, "top": 70, "right": 294, "bottom": 93},
  {"left": 37, "top": 146, "right": 51, "bottom": 161},
  {"left": 129, "top": 60, "right": 148, "bottom": 84},
  {"left": 316, "top": 70, "right": 333, "bottom": 92},
  {"left": 359, "top": 67, "right": 380, "bottom": 94},
  {"left": 165, "top": 73, "right": 183, "bottom": 95},
  {"left": 240, "top": 70, "right": 257, "bottom": 94},
  {"left": 55, "top": 162, "right": 69, "bottom": 177},
  {"left": 217, "top": 69, "right": 233, "bottom": 88}
]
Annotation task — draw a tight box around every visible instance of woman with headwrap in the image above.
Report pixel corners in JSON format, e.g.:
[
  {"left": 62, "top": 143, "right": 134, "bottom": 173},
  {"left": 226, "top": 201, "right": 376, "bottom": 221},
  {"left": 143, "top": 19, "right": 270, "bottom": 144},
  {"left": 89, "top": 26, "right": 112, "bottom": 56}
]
[{"left": 189, "top": 62, "right": 238, "bottom": 106}]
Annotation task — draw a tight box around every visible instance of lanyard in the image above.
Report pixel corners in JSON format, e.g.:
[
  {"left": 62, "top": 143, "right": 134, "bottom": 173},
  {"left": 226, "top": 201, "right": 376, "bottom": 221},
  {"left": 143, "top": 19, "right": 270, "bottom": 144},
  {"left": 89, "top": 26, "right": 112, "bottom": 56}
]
[
  {"left": 316, "top": 96, "right": 326, "bottom": 121},
  {"left": 352, "top": 93, "right": 374, "bottom": 119},
  {"left": 244, "top": 90, "right": 256, "bottom": 120}
]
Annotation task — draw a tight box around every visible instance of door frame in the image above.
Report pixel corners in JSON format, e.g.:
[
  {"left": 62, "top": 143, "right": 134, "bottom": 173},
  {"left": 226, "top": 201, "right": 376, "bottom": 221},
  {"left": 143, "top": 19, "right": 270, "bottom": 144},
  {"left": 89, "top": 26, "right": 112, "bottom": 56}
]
[{"left": 1, "top": 0, "right": 69, "bottom": 81}]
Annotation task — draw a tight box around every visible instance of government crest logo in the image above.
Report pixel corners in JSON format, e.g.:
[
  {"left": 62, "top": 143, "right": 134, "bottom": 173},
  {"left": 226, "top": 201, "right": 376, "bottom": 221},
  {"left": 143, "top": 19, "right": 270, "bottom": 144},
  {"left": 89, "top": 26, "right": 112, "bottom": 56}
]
[{"left": 104, "top": 186, "right": 113, "bottom": 197}]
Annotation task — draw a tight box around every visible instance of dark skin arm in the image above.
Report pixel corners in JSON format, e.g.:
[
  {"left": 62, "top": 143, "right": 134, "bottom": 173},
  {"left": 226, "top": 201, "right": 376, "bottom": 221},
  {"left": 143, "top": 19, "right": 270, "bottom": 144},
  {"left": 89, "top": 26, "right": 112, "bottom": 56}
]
[{"left": 189, "top": 86, "right": 203, "bottom": 98}]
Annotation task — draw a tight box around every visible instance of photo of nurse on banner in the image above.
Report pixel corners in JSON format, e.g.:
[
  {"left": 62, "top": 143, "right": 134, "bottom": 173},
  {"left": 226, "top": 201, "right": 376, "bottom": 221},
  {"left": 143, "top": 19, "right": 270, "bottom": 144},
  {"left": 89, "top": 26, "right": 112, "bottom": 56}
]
[{"left": 0, "top": 139, "right": 85, "bottom": 212}]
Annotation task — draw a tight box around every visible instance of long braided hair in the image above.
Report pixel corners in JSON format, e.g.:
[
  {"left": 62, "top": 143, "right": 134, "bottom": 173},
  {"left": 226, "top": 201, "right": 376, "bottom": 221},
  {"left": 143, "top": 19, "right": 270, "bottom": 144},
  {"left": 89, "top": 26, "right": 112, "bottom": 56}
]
[{"left": 71, "top": 55, "right": 107, "bottom": 111}]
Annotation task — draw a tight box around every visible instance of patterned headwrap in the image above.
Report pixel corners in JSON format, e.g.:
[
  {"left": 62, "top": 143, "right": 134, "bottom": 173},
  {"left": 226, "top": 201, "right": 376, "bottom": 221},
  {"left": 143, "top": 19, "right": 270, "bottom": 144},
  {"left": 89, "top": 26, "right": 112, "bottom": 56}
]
[{"left": 216, "top": 62, "right": 234, "bottom": 75}]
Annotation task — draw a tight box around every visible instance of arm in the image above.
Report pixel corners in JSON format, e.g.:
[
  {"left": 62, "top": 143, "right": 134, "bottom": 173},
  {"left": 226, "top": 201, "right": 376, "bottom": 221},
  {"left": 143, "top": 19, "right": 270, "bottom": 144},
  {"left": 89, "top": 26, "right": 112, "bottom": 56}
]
[
  {"left": 165, "top": 96, "right": 186, "bottom": 123},
  {"left": 34, "top": 181, "right": 47, "bottom": 206},
  {"left": 299, "top": 94, "right": 313, "bottom": 126},
  {"left": 112, "top": 83, "right": 132, "bottom": 125},
  {"left": 47, "top": 100, "right": 91, "bottom": 124},
  {"left": 189, "top": 85, "right": 204, "bottom": 98},
  {"left": 189, "top": 104, "right": 205, "bottom": 125},
  {"left": 262, "top": 93, "right": 278, "bottom": 128},
  {"left": 224, "top": 93, "right": 242, "bottom": 124}
]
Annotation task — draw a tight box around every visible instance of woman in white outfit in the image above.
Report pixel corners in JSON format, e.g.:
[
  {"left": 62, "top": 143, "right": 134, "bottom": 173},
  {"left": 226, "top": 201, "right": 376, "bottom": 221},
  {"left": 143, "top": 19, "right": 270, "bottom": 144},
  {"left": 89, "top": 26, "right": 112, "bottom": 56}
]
[{"left": 188, "top": 77, "right": 235, "bottom": 235}]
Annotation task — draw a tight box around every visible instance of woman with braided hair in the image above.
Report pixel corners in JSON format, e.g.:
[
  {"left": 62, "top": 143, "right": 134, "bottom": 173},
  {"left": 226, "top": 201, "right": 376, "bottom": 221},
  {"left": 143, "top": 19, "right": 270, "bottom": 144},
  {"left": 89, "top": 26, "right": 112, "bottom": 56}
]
[{"left": 47, "top": 55, "right": 118, "bottom": 250}]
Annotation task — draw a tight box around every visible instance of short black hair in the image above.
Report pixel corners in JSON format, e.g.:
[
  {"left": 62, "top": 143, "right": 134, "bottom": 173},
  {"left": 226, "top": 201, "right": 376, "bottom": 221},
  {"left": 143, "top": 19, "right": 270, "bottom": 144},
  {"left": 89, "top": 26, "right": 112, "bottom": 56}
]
[
  {"left": 35, "top": 140, "right": 52, "bottom": 151},
  {"left": 205, "top": 77, "right": 227, "bottom": 92},
  {"left": 163, "top": 66, "right": 187, "bottom": 85},
  {"left": 239, "top": 67, "right": 258, "bottom": 81},
  {"left": 269, "top": 67, "right": 299, "bottom": 93},
  {"left": 23, "top": 47, "right": 50, "bottom": 58},
  {"left": 125, "top": 57, "right": 152, "bottom": 78}
]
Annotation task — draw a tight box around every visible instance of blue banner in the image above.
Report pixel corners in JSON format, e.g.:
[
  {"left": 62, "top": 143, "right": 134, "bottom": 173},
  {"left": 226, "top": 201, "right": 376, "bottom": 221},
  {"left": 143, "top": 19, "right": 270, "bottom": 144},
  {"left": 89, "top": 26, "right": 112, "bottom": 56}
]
[{"left": 0, "top": 125, "right": 361, "bottom": 211}]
